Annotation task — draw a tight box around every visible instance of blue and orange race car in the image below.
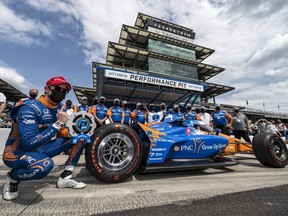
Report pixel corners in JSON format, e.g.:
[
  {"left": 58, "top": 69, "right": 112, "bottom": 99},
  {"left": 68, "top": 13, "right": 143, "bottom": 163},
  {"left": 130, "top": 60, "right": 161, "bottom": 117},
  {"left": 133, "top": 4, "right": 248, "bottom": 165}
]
[{"left": 68, "top": 111, "right": 288, "bottom": 183}]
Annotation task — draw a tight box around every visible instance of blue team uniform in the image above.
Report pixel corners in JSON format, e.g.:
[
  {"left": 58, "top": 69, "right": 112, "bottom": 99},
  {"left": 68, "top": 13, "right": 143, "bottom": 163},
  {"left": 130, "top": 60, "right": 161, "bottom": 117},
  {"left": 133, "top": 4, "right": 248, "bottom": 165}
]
[
  {"left": 2, "top": 96, "right": 84, "bottom": 182},
  {"left": 123, "top": 108, "right": 132, "bottom": 124},
  {"left": 133, "top": 109, "right": 145, "bottom": 124},
  {"left": 108, "top": 107, "right": 123, "bottom": 123},
  {"left": 211, "top": 110, "right": 229, "bottom": 127},
  {"left": 75, "top": 104, "right": 89, "bottom": 112},
  {"left": 96, "top": 105, "right": 108, "bottom": 119},
  {"left": 184, "top": 112, "right": 197, "bottom": 120}
]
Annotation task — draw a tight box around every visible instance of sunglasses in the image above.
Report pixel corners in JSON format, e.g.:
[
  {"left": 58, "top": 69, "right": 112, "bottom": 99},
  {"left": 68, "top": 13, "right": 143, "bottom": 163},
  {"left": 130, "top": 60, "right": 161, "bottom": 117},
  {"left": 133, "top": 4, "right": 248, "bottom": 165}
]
[{"left": 50, "top": 86, "right": 69, "bottom": 94}]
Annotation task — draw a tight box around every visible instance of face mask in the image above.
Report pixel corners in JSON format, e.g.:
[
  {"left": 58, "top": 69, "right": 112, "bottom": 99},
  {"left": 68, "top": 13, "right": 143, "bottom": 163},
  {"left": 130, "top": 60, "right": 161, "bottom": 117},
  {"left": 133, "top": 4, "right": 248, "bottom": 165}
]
[
  {"left": 160, "top": 106, "right": 165, "bottom": 110},
  {"left": 149, "top": 106, "right": 154, "bottom": 111},
  {"left": 82, "top": 101, "right": 87, "bottom": 105},
  {"left": 201, "top": 109, "right": 205, "bottom": 113},
  {"left": 174, "top": 108, "right": 179, "bottom": 113},
  {"left": 234, "top": 110, "right": 239, "bottom": 113},
  {"left": 124, "top": 104, "right": 128, "bottom": 108},
  {"left": 93, "top": 99, "right": 98, "bottom": 105},
  {"left": 216, "top": 107, "right": 220, "bottom": 111},
  {"left": 49, "top": 89, "right": 66, "bottom": 104},
  {"left": 114, "top": 102, "right": 119, "bottom": 107},
  {"left": 66, "top": 103, "right": 72, "bottom": 108},
  {"left": 187, "top": 107, "right": 192, "bottom": 111},
  {"left": 30, "top": 94, "right": 37, "bottom": 99},
  {"left": 99, "top": 100, "right": 104, "bottom": 105}
]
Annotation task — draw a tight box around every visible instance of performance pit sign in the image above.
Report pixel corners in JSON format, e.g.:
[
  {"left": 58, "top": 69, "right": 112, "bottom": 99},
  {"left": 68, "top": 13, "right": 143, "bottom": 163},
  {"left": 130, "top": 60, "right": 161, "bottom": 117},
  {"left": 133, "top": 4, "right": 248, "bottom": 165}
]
[{"left": 105, "top": 69, "right": 204, "bottom": 92}]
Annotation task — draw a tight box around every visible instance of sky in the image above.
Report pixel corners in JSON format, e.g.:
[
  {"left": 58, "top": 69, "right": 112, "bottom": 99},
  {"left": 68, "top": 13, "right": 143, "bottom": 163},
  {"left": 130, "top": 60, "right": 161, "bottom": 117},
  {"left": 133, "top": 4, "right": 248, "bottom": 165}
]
[{"left": 0, "top": 0, "right": 288, "bottom": 112}]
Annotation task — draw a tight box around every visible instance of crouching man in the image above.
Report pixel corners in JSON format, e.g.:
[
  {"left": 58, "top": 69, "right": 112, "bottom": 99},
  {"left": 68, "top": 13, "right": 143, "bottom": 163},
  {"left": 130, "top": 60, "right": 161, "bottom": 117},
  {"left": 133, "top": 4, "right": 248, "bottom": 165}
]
[{"left": 2, "top": 76, "right": 86, "bottom": 201}]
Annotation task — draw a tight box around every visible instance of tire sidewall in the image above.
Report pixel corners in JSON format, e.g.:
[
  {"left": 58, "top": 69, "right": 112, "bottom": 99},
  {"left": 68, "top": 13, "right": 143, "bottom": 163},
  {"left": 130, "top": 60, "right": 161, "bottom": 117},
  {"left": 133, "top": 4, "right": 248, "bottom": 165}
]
[{"left": 86, "top": 123, "right": 142, "bottom": 183}]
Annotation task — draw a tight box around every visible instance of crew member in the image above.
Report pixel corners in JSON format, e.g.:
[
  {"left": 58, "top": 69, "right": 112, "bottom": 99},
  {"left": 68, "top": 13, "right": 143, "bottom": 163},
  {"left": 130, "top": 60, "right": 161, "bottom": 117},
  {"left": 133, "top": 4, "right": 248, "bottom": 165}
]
[
  {"left": 107, "top": 98, "right": 124, "bottom": 123},
  {"left": 146, "top": 103, "right": 160, "bottom": 123},
  {"left": 17, "top": 88, "right": 39, "bottom": 105},
  {"left": 132, "top": 103, "right": 146, "bottom": 124},
  {"left": 211, "top": 104, "right": 233, "bottom": 135},
  {"left": 184, "top": 104, "right": 201, "bottom": 121},
  {"left": 2, "top": 76, "right": 86, "bottom": 201},
  {"left": 172, "top": 104, "right": 184, "bottom": 121},
  {"left": 89, "top": 96, "right": 108, "bottom": 127},
  {"left": 198, "top": 106, "right": 213, "bottom": 126},
  {"left": 121, "top": 101, "right": 135, "bottom": 125},
  {"left": 74, "top": 96, "right": 89, "bottom": 112}
]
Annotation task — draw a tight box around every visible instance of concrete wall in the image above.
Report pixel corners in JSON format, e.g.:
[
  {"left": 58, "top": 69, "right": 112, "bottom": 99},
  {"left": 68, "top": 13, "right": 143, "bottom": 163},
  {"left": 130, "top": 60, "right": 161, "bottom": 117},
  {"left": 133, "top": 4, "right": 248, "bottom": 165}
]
[{"left": 0, "top": 128, "right": 10, "bottom": 154}]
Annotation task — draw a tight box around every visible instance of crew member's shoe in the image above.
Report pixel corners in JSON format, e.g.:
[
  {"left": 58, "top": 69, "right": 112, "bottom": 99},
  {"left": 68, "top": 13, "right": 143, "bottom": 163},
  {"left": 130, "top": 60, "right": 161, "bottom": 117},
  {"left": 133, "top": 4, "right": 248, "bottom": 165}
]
[
  {"left": 2, "top": 172, "right": 19, "bottom": 201},
  {"left": 57, "top": 175, "right": 86, "bottom": 189}
]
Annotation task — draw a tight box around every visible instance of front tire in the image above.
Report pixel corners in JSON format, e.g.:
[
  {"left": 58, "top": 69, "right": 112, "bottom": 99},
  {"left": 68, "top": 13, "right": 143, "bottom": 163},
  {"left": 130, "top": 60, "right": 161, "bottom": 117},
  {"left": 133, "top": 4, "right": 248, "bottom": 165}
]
[
  {"left": 252, "top": 132, "right": 288, "bottom": 168},
  {"left": 85, "top": 123, "right": 143, "bottom": 183}
]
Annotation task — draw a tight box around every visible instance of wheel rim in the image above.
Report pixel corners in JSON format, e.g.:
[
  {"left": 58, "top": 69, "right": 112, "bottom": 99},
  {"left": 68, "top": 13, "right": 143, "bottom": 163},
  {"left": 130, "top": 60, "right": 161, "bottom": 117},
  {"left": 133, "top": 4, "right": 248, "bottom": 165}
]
[
  {"left": 271, "top": 138, "right": 286, "bottom": 161},
  {"left": 98, "top": 133, "right": 134, "bottom": 171}
]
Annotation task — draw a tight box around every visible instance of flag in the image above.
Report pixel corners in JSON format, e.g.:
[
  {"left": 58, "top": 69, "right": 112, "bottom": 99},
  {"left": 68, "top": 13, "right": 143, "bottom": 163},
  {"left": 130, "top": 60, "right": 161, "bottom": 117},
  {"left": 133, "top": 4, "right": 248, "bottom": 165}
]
[
  {"left": 246, "top": 99, "right": 248, "bottom": 105},
  {"left": 263, "top": 102, "right": 265, "bottom": 107},
  {"left": 278, "top": 104, "right": 280, "bottom": 109}
]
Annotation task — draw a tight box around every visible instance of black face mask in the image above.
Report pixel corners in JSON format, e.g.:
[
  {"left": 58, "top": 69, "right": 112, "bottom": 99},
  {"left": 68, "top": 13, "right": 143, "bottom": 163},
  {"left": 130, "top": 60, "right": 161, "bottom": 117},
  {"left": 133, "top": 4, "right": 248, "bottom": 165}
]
[
  {"left": 201, "top": 109, "right": 205, "bottom": 113},
  {"left": 187, "top": 107, "right": 192, "bottom": 111},
  {"left": 216, "top": 108, "right": 220, "bottom": 111},
  {"left": 30, "top": 94, "right": 37, "bottom": 99},
  {"left": 174, "top": 108, "right": 179, "bottom": 113},
  {"left": 160, "top": 106, "right": 165, "bottom": 110},
  {"left": 234, "top": 110, "right": 239, "bottom": 113},
  {"left": 49, "top": 89, "right": 66, "bottom": 104},
  {"left": 99, "top": 100, "right": 104, "bottom": 105},
  {"left": 114, "top": 102, "right": 119, "bottom": 107},
  {"left": 124, "top": 104, "right": 128, "bottom": 108},
  {"left": 66, "top": 103, "right": 72, "bottom": 108},
  {"left": 93, "top": 99, "right": 98, "bottom": 105},
  {"left": 149, "top": 106, "right": 154, "bottom": 111}
]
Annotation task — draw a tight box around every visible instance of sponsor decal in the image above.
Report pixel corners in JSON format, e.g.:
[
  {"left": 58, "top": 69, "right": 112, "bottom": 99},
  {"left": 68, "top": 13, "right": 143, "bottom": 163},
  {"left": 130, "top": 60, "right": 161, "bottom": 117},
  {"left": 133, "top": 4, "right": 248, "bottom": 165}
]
[
  {"left": 43, "top": 109, "right": 50, "bottom": 115},
  {"left": 147, "top": 130, "right": 153, "bottom": 138},
  {"left": 20, "top": 155, "right": 36, "bottom": 164},
  {"left": 105, "top": 69, "right": 204, "bottom": 92},
  {"left": 149, "top": 157, "right": 163, "bottom": 161},
  {"left": 202, "top": 143, "right": 227, "bottom": 151},
  {"left": 181, "top": 145, "right": 194, "bottom": 151},
  {"left": 23, "top": 119, "right": 36, "bottom": 124},
  {"left": 151, "top": 148, "right": 167, "bottom": 152},
  {"left": 18, "top": 169, "right": 39, "bottom": 179},
  {"left": 174, "top": 146, "right": 180, "bottom": 151}
]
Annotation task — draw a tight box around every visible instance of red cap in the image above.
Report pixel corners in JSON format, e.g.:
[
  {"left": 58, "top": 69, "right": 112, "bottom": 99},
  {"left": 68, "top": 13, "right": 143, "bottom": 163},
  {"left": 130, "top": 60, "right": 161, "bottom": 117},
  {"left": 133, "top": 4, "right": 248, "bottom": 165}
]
[{"left": 46, "top": 76, "right": 71, "bottom": 91}]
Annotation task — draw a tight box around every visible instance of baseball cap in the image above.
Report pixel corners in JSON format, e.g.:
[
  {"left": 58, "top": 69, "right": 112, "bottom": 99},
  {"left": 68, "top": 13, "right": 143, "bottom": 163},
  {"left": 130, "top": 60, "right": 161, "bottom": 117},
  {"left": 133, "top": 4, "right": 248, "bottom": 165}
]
[
  {"left": 200, "top": 106, "right": 206, "bottom": 110},
  {"left": 191, "top": 107, "right": 196, "bottom": 111},
  {"left": 46, "top": 76, "right": 71, "bottom": 91},
  {"left": 160, "top": 103, "right": 166, "bottom": 106},
  {"left": 215, "top": 104, "right": 220, "bottom": 109},
  {"left": 233, "top": 107, "right": 239, "bottom": 112},
  {"left": 0, "top": 92, "right": 6, "bottom": 102},
  {"left": 100, "top": 96, "right": 105, "bottom": 100},
  {"left": 173, "top": 104, "right": 179, "bottom": 109},
  {"left": 82, "top": 96, "right": 87, "bottom": 100},
  {"left": 122, "top": 100, "right": 128, "bottom": 105},
  {"left": 114, "top": 98, "right": 120, "bottom": 102}
]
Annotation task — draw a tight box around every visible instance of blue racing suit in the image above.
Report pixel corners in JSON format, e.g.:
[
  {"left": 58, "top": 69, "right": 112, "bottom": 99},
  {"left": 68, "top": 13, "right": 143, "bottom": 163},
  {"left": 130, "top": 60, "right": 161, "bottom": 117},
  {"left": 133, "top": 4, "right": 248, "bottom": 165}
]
[
  {"left": 133, "top": 109, "right": 145, "bottom": 124},
  {"left": 2, "top": 96, "right": 84, "bottom": 182}
]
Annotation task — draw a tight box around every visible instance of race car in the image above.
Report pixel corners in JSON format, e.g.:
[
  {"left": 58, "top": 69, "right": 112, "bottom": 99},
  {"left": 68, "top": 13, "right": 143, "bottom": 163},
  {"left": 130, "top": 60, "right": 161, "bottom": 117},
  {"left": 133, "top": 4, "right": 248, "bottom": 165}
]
[{"left": 68, "top": 111, "right": 288, "bottom": 183}]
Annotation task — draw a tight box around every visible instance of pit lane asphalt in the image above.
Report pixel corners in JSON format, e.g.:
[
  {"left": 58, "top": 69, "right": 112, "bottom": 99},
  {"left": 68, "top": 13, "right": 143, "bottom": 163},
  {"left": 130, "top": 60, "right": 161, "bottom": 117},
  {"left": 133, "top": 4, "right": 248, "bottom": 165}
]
[{"left": 1, "top": 153, "right": 288, "bottom": 216}]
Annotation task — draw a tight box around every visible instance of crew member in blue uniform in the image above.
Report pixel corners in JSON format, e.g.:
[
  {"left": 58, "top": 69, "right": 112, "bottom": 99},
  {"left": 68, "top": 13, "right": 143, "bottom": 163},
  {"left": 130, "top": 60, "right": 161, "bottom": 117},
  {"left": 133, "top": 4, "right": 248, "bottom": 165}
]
[
  {"left": 172, "top": 104, "right": 184, "bottom": 121},
  {"left": 89, "top": 96, "right": 108, "bottom": 127},
  {"left": 107, "top": 98, "right": 124, "bottom": 123},
  {"left": 17, "top": 88, "right": 39, "bottom": 105},
  {"left": 121, "top": 101, "right": 135, "bottom": 125},
  {"left": 211, "top": 104, "right": 233, "bottom": 135},
  {"left": 132, "top": 103, "right": 146, "bottom": 124},
  {"left": 74, "top": 96, "right": 89, "bottom": 112},
  {"left": 184, "top": 104, "right": 201, "bottom": 121},
  {"left": 2, "top": 76, "right": 86, "bottom": 201}
]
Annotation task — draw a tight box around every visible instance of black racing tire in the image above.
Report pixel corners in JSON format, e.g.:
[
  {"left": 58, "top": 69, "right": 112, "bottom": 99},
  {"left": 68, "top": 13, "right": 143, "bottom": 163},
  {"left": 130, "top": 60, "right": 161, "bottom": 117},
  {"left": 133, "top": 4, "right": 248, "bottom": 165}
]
[
  {"left": 85, "top": 123, "right": 143, "bottom": 183},
  {"left": 252, "top": 132, "right": 288, "bottom": 168}
]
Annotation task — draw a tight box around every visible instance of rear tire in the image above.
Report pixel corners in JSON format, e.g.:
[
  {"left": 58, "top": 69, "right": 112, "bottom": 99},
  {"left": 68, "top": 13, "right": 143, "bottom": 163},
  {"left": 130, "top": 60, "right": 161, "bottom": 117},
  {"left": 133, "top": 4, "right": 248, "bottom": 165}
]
[
  {"left": 252, "top": 132, "right": 288, "bottom": 168},
  {"left": 85, "top": 123, "right": 143, "bottom": 183}
]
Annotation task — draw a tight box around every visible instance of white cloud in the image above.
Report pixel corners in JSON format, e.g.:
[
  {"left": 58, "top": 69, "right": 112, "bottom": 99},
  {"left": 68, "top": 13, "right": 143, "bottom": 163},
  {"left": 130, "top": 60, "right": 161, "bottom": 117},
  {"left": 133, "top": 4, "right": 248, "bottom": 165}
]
[
  {"left": 1, "top": 0, "right": 288, "bottom": 112},
  {"left": 0, "top": 64, "right": 35, "bottom": 94},
  {"left": 0, "top": 1, "right": 52, "bottom": 46}
]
